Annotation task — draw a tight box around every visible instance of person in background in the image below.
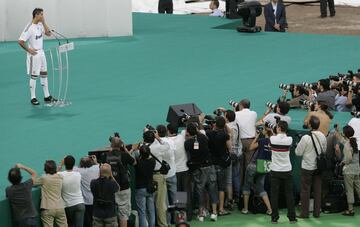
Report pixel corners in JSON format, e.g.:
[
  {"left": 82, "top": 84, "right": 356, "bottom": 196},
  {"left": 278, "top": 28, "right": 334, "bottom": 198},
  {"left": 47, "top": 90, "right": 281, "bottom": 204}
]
[
  {"left": 335, "top": 84, "right": 351, "bottom": 112},
  {"left": 135, "top": 145, "right": 156, "bottom": 227},
  {"left": 34, "top": 160, "right": 68, "bottom": 227},
  {"left": 158, "top": 0, "right": 173, "bottom": 14},
  {"left": 209, "top": 0, "right": 224, "bottom": 17},
  {"left": 320, "top": 0, "right": 335, "bottom": 18},
  {"left": 334, "top": 125, "right": 360, "bottom": 216},
  {"left": 91, "top": 163, "right": 120, "bottom": 226},
  {"left": 75, "top": 156, "right": 100, "bottom": 227},
  {"left": 6, "top": 163, "right": 38, "bottom": 227},
  {"left": 279, "top": 85, "right": 308, "bottom": 109},
  {"left": 295, "top": 116, "right": 327, "bottom": 218},
  {"left": 257, "top": 101, "right": 291, "bottom": 126},
  {"left": 316, "top": 79, "right": 337, "bottom": 111},
  {"left": 264, "top": 0, "right": 287, "bottom": 32},
  {"left": 57, "top": 156, "right": 85, "bottom": 227}
]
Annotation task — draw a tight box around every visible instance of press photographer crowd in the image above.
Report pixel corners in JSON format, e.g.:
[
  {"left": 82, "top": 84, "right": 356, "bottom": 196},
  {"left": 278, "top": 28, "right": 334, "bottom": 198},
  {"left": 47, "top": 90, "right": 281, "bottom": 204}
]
[{"left": 5, "top": 70, "right": 360, "bottom": 227}]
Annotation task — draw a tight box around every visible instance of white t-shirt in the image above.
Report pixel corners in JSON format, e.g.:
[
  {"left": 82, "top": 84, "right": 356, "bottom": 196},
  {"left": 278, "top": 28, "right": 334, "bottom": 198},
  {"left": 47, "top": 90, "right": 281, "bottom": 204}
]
[
  {"left": 295, "top": 131, "right": 327, "bottom": 170},
  {"left": 235, "top": 109, "right": 257, "bottom": 139},
  {"left": 161, "top": 137, "right": 177, "bottom": 178},
  {"left": 270, "top": 133, "right": 293, "bottom": 172},
  {"left": 169, "top": 131, "right": 189, "bottom": 173},
  {"left": 263, "top": 113, "right": 292, "bottom": 126},
  {"left": 19, "top": 22, "right": 45, "bottom": 51},
  {"left": 58, "top": 171, "right": 84, "bottom": 207},
  {"left": 150, "top": 139, "right": 170, "bottom": 171},
  {"left": 349, "top": 117, "right": 360, "bottom": 149},
  {"left": 74, "top": 165, "right": 100, "bottom": 205}
]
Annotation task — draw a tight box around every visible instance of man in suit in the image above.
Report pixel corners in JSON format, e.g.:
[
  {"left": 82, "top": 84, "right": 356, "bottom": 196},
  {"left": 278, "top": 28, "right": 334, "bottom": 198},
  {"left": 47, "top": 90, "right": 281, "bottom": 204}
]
[
  {"left": 264, "top": 0, "right": 287, "bottom": 32},
  {"left": 320, "top": 0, "right": 335, "bottom": 18}
]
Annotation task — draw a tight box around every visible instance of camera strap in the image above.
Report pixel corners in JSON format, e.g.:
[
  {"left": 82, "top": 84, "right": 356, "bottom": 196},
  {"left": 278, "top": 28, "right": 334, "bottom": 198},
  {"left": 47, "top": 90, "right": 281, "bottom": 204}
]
[
  {"left": 149, "top": 151, "right": 163, "bottom": 165},
  {"left": 310, "top": 133, "right": 323, "bottom": 157},
  {"left": 236, "top": 123, "right": 240, "bottom": 146}
]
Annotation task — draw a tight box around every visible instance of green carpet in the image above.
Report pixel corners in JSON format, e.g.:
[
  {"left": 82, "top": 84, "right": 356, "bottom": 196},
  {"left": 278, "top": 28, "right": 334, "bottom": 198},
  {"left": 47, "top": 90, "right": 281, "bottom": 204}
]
[{"left": 1, "top": 12, "right": 360, "bottom": 225}]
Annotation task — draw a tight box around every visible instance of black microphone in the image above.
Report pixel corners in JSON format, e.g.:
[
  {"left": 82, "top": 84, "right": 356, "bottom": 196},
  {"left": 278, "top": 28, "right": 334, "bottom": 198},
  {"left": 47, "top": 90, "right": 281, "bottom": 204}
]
[
  {"left": 51, "top": 32, "right": 61, "bottom": 46},
  {"left": 51, "top": 29, "right": 69, "bottom": 43}
]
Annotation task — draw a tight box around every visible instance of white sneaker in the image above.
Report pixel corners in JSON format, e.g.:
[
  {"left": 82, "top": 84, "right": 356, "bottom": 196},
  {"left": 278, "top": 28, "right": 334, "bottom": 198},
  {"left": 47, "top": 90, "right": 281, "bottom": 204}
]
[
  {"left": 198, "top": 216, "right": 205, "bottom": 222},
  {"left": 210, "top": 213, "right": 218, "bottom": 222}
]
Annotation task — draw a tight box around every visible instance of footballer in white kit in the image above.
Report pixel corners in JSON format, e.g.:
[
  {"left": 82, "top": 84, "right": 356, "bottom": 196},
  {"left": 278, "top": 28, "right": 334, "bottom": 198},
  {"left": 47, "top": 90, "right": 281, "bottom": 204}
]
[{"left": 18, "top": 8, "right": 56, "bottom": 105}]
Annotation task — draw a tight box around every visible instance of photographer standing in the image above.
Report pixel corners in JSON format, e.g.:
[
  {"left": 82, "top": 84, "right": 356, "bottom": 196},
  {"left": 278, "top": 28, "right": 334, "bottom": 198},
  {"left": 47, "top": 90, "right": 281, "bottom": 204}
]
[
  {"left": 90, "top": 164, "right": 120, "bottom": 226},
  {"left": 295, "top": 116, "right": 327, "bottom": 218},
  {"left": 258, "top": 101, "right": 291, "bottom": 126},
  {"left": 269, "top": 121, "right": 296, "bottom": 224},
  {"left": 103, "top": 137, "right": 136, "bottom": 227},
  {"left": 346, "top": 74, "right": 360, "bottom": 111},
  {"left": 225, "top": 110, "right": 242, "bottom": 207},
  {"left": 185, "top": 122, "right": 219, "bottom": 222},
  {"left": 206, "top": 116, "right": 232, "bottom": 216},
  {"left": 143, "top": 130, "right": 170, "bottom": 227},
  {"left": 6, "top": 163, "right": 37, "bottom": 227},
  {"left": 235, "top": 99, "right": 257, "bottom": 186}
]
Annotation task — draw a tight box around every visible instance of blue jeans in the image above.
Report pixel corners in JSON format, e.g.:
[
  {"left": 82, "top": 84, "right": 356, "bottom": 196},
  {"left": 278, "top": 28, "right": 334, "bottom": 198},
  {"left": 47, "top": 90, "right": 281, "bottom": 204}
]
[
  {"left": 242, "top": 164, "right": 267, "bottom": 197},
  {"left": 166, "top": 175, "right": 177, "bottom": 224},
  {"left": 135, "top": 188, "right": 155, "bottom": 227}
]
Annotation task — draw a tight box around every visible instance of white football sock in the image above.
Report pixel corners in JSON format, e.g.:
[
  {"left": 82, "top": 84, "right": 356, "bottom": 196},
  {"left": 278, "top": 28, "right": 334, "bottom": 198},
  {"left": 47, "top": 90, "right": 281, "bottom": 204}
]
[
  {"left": 29, "top": 78, "right": 36, "bottom": 99},
  {"left": 40, "top": 77, "right": 50, "bottom": 98}
]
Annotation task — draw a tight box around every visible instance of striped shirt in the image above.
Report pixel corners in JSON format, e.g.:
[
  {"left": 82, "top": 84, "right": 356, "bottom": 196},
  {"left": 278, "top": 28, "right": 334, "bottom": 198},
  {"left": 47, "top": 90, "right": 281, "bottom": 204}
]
[{"left": 270, "top": 133, "right": 293, "bottom": 172}]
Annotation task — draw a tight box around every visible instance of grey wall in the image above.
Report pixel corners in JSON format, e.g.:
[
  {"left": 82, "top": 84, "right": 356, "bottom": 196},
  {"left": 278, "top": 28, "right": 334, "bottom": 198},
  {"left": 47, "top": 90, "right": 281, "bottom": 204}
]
[{"left": 0, "top": 0, "right": 133, "bottom": 42}]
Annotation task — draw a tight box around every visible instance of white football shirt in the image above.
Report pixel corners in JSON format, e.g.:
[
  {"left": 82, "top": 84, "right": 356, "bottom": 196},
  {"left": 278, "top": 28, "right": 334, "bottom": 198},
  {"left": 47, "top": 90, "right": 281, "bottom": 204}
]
[{"left": 19, "top": 22, "right": 45, "bottom": 51}]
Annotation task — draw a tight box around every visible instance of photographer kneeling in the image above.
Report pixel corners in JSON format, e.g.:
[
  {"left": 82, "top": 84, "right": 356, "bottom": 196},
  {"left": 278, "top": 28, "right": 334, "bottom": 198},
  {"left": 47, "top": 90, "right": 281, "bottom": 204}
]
[
  {"left": 279, "top": 85, "right": 308, "bottom": 109},
  {"left": 257, "top": 101, "right": 291, "bottom": 126}
]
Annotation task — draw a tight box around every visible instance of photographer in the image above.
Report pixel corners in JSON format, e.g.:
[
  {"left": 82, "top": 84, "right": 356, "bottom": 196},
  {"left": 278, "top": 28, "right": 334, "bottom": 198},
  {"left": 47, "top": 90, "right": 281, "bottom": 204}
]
[
  {"left": 346, "top": 74, "right": 360, "bottom": 111},
  {"left": 185, "top": 122, "right": 219, "bottom": 222},
  {"left": 315, "top": 79, "right": 337, "bottom": 111},
  {"left": 103, "top": 137, "right": 136, "bottom": 227},
  {"left": 335, "top": 84, "right": 351, "bottom": 112},
  {"left": 280, "top": 85, "right": 308, "bottom": 109},
  {"left": 234, "top": 99, "right": 257, "bottom": 186},
  {"left": 225, "top": 110, "right": 242, "bottom": 208},
  {"left": 348, "top": 115, "right": 360, "bottom": 152},
  {"left": 143, "top": 130, "right": 170, "bottom": 227},
  {"left": 57, "top": 156, "right": 85, "bottom": 227},
  {"left": 257, "top": 101, "right": 291, "bottom": 126},
  {"left": 206, "top": 116, "right": 232, "bottom": 216},
  {"left": 295, "top": 116, "right": 327, "bottom": 218},
  {"left": 304, "top": 101, "right": 332, "bottom": 136},
  {"left": 90, "top": 163, "right": 120, "bottom": 226},
  {"left": 34, "top": 160, "right": 67, "bottom": 227},
  {"left": 156, "top": 124, "right": 177, "bottom": 225},
  {"left": 135, "top": 145, "right": 156, "bottom": 227},
  {"left": 6, "top": 163, "right": 37, "bottom": 227},
  {"left": 269, "top": 121, "right": 296, "bottom": 224},
  {"left": 75, "top": 155, "right": 100, "bottom": 227}
]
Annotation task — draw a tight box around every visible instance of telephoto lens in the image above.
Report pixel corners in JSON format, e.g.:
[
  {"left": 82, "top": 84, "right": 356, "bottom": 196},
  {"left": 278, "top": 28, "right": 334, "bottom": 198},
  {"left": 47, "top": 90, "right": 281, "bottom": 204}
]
[
  {"left": 279, "top": 83, "right": 291, "bottom": 90},
  {"left": 264, "top": 121, "right": 276, "bottom": 130},
  {"left": 229, "top": 100, "right": 238, "bottom": 108},
  {"left": 351, "top": 111, "right": 360, "bottom": 118},
  {"left": 266, "top": 101, "right": 276, "bottom": 109}
]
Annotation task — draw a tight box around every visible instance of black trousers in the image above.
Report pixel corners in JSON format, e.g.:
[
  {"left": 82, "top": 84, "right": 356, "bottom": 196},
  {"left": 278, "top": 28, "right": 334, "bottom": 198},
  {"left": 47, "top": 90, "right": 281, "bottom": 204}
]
[
  {"left": 158, "top": 0, "right": 173, "bottom": 14},
  {"left": 176, "top": 171, "right": 193, "bottom": 221},
  {"left": 270, "top": 171, "right": 296, "bottom": 222},
  {"left": 320, "top": 0, "right": 335, "bottom": 16},
  {"left": 84, "top": 205, "right": 93, "bottom": 227}
]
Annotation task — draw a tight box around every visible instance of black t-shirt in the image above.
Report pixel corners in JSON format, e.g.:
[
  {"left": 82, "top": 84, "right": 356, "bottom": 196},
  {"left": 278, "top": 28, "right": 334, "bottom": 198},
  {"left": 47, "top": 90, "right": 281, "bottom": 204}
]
[
  {"left": 5, "top": 179, "right": 37, "bottom": 221},
  {"left": 90, "top": 177, "right": 119, "bottom": 219},
  {"left": 184, "top": 133, "right": 211, "bottom": 167},
  {"left": 353, "top": 94, "right": 360, "bottom": 111},
  {"left": 104, "top": 151, "right": 135, "bottom": 190},
  {"left": 206, "top": 130, "right": 230, "bottom": 165},
  {"left": 135, "top": 158, "right": 156, "bottom": 189}
]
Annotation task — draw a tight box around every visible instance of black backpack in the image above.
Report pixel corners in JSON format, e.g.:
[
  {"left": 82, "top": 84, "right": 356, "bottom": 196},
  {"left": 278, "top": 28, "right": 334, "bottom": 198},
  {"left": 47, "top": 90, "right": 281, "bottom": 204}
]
[
  {"left": 310, "top": 133, "right": 329, "bottom": 173},
  {"left": 104, "top": 152, "right": 129, "bottom": 186}
]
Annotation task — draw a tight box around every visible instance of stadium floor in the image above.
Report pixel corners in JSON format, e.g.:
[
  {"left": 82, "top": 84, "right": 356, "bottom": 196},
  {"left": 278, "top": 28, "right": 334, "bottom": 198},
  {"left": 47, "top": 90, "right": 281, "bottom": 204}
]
[{"left": 1, "top": 12, "right": 360, "bottom": 225}]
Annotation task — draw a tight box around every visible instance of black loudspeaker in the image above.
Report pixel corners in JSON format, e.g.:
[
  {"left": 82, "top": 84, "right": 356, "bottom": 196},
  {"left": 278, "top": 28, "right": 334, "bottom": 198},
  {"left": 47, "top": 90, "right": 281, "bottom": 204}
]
[
  {"left": 166, "top": 103, "right": 202, "bottom": 129},
  {"left": 226, "top": 0, "right": 243, "bottom": 19}
]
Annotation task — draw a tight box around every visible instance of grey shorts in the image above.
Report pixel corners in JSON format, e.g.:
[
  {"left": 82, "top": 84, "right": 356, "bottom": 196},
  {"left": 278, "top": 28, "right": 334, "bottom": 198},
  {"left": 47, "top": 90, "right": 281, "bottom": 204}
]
[
  {"left": 192, "top": 165, "right": 219, "bottom": 207},
  {"left": 115, "top": 188, "right": 131, "bottom": 220}
]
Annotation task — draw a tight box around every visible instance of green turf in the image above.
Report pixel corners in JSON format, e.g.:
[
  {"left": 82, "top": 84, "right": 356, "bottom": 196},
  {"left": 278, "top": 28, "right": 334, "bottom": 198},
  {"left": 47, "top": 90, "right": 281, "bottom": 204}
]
[{"left": 1, "top": 12, "right": 360, "bottom": 226}]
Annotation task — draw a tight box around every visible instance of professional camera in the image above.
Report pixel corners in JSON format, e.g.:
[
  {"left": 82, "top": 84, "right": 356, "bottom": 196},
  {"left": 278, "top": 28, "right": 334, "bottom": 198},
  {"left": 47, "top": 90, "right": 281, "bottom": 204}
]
[
  {"left": 351, "top": 111, "right": 360, "bottom": 118},
  {"left": 266, "top": 101, "right": 277, "bottom": 109},
  {"left": 109, "top": 132, "right": 120, "bottom": 142},
  {"left": 279, "top": 83, "right": 295, "bottom": 91},
  {"left": 180, "top": 114, "right": 191, "bottom": 123},
  {"left": 213, "top": 109, "right": 223, "bottom": 116},
  {"left": 302, "top": 82, "right": 318, "bottom": 90},
  {"left": 229, "top": 100, "right": 239, "bottom": 108},
  {"left": 299, "top": 99, "right": 315, "bottom": 107},
  {"left": 344, "top": 80, "right": 358, "bottom": 88},
  {"left": 204, "top": 115, "right": 216, "bottom": 125},
  {"left": 264, "top": 120, "right": 277, "bottom": 131},
  {"left": 144, "top": 124, "right": 156, "bottom": 132}
]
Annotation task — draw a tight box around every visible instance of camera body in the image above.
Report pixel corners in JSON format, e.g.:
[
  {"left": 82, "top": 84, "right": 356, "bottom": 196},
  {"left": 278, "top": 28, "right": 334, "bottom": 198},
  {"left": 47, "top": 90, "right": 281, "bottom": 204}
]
[
  {"left": 109, "top": 132, "right": 120, "bottom": 142},
  {"left": 351, "top": 111, "right": 360, "bottom": 118}
]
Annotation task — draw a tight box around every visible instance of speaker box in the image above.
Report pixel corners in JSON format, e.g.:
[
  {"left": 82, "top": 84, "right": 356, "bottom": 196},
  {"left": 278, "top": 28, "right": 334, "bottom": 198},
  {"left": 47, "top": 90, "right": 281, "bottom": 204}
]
[
  {"left": 226, "top": 0, "right": 244, "bottom": 19},
  {"left": 166, "top": 103, "right": 202, "bottom": 129}
]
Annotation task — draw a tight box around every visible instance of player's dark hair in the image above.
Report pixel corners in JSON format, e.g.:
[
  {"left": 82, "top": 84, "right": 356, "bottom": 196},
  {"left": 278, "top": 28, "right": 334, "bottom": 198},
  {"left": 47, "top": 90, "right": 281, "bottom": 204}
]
[
  {"left": 225, "top": 110, "right": 236, "bottom": 122},
  {"left": 212, "top": 0, "right": 220, "bottom": 8},
  {"left": 167, "top": 124, "right": 178, "bottom": 135},
  {"left": 278, "top": 101, "right": 290, "bottom": 115},
  {"left": 277, "top": 121, "right": 288, "bottom": 133},
  {"left": 44, "top": 160, "right": 57, "bottom": 175},
  {"left": 156, "top": 125, "right": 167, "bottom": 137},
  {"left": 8, "top": 168, "right": 22, "bottom": 185},
  {"left": 343, "top": 125, "right": 358, "bottom": 154},
  {"left": 64, "top": 155, "right": 75, "bottom": 170},
  {"left": 309, "top": 116, "right": 320, "bottom": 130},
  {"left": 32, "top": 8, "right": 43, "bottom": 19}
]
